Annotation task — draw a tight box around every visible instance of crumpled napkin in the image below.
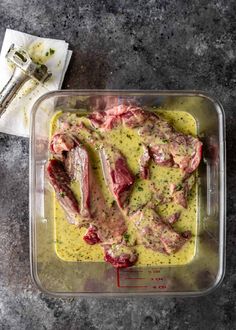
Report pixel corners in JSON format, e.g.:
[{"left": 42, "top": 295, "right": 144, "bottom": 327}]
[{"left": 0, "top": 29, "right": 72, "bottom": 137}]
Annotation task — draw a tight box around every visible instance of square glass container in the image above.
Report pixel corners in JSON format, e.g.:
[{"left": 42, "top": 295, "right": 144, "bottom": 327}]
[{"left": 30, "top": 90, "right": 226, "bottom": 297}]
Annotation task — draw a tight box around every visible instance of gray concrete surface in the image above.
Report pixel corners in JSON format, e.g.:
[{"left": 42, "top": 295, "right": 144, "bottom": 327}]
[{"left": 0, "top": 0, "right": 235, "bottom": 329}]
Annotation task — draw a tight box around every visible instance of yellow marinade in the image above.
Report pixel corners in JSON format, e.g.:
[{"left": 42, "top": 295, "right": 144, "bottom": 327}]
[{"left": 51, "top": 109, "right": 198, "bottom": 266}]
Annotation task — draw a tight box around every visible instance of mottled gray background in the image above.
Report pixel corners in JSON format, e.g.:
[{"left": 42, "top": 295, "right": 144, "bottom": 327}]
[{"left": 0, "top": 0, "right": 235, "bottom": 329}]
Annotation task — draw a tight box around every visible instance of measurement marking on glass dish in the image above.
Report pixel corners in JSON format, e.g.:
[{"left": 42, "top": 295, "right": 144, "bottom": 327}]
[
  {"left": 117, "top": 270, "right": 148, "bottom": 288},
  {"left": 122, "top": 277, "right": 146, "bottom": 280},
  {"left": 117, "top": 269, "right": 167, "bottom": 289},
  {"left": 121, "top": 270, "right": 144, "bottom": 273}
]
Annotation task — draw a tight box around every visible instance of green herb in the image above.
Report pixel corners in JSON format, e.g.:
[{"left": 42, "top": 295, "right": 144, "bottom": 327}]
[
  {"left": 49, "top": 48, "right": 55, "bottom": 55},
  {"left": 124, "top": 233, "right": 130, "bottom": 243},
  {"left": 59, "top": 191, "right": 66, "bottom": 197},
  {"left": 92, "top": 166, "right": 98, "bottom": 170},
  {"left": 45, "top": 51, "right": 49, "bottom": 56},
  {"left": 175, "top": 184, "right": 183, "bottom": 191},
  {"left": 138, "top": 186, "right": 143, "bottom": 191},
  {"left": 126, "top": 134, "right": 132, "bottom": 139},
  {"left": 54, "top": 239, "right": 63, "bottom": 244}
]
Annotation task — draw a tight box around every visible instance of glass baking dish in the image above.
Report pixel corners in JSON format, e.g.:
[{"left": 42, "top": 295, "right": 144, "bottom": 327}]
[{"left": 29, "top": 90, "right": 226, "bottom": 297}]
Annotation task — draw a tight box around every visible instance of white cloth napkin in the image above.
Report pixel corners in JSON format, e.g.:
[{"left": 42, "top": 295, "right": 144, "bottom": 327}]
[{"left": 0, "top": 29, "right": 72, "bottom": 137}]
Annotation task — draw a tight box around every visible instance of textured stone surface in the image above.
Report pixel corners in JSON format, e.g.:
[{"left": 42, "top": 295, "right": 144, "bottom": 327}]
[{"left": 0, "top": 0, "right": 235, "bottom": 329}]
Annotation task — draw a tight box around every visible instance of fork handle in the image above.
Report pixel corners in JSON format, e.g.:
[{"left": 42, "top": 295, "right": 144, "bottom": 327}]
[{"left": 0, "top": 67, "right": 29, "bottom": 117}]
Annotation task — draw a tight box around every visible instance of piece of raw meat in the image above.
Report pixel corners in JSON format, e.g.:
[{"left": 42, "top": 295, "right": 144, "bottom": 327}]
[
  {"left": 168, "top": 135, "right": 202, "bottom": 174},
  {"left": 139, "top": 145, "right": 151, "bottom": 179},
  {"left": 104, "top": 243, "right": 137, "bottom": 268},
  {"left": 89, "top": 104, "right": 144, "bottom": 130},
  {"left": 149, "top": 144, "right": 174, "bottom": 167},
  {"left": 46, "top": 159, "right": 84, "bottom": 226},
  {"left": 50, "top": 133, "right": 75, "bottom": 155},
  {"left": 86, "top": 183, "right": 136, "bottom": 267},
  {"left": 83, "top": 225, "right": 101, "bottom": 245},
  {"left": 99, "top": 145, "right": 135, "bottom": 209},
  {"left": 170, "top": 175, "right": 195, "bottom": 208},
  {"left": 164, "top": 212, "right": 181, "bottom": 225},
  {"left": 65, "top": 144, "right": 91, "bottom": 218},
  {"left": 134, "top": 207, "right": 191, "bottom": 255},
  {"left": 50, "top": 133, "right": 91, "bottom": 218},
  {"left": 138, "top": 114, "right": 202, "bottom": 174}
]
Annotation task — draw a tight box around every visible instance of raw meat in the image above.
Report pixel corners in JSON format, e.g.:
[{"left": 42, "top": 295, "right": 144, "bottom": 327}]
[
  {"left": 168, "top": 135, "right": 202, "bottom": 174},
  {"left": 50, "top": 133, "right": 91, "bottom": 218},
  {"left": 89, "top": 104, "right": 144, "bottom": 130},
  {"left": 46, "top": 159, "right": 84, "bottom": 226},
  {"left": 49, "top": 103, "right": 202, "bottom": 268},
  {"left": 49, "top": 134, "right": 128, "bottom": 250},
  {"left": 139, "top": 145, "right": 151, "bottom": 179},
  {"left": 164, "top": 212, "right": 181, "bottom": 224},
  {"left": 50, "top": 133, "right": 75, "bottom": 155},
  {"left": 65, "top": 144, "right": 91, "bottom": 218},
  {"left": 150, "top": 144, "right": 174, "bottom": 167},
  {"left": 89, "top": 104, "right": 202, "bottom": 175},
  {"left": 104, "top": 243, "right": 137, "bottom": 268},
  {"left": 134, "top": 207, "right": 191, "bottom": 255},
  {"left": 99, "top": 145, "right": 135, "bottom": 209},
  {"left": 170, "top": 175, "right": 195, "bottom": 208},
  {"left": 83, "top": 225, "right": 101, "bottom": 245}
]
